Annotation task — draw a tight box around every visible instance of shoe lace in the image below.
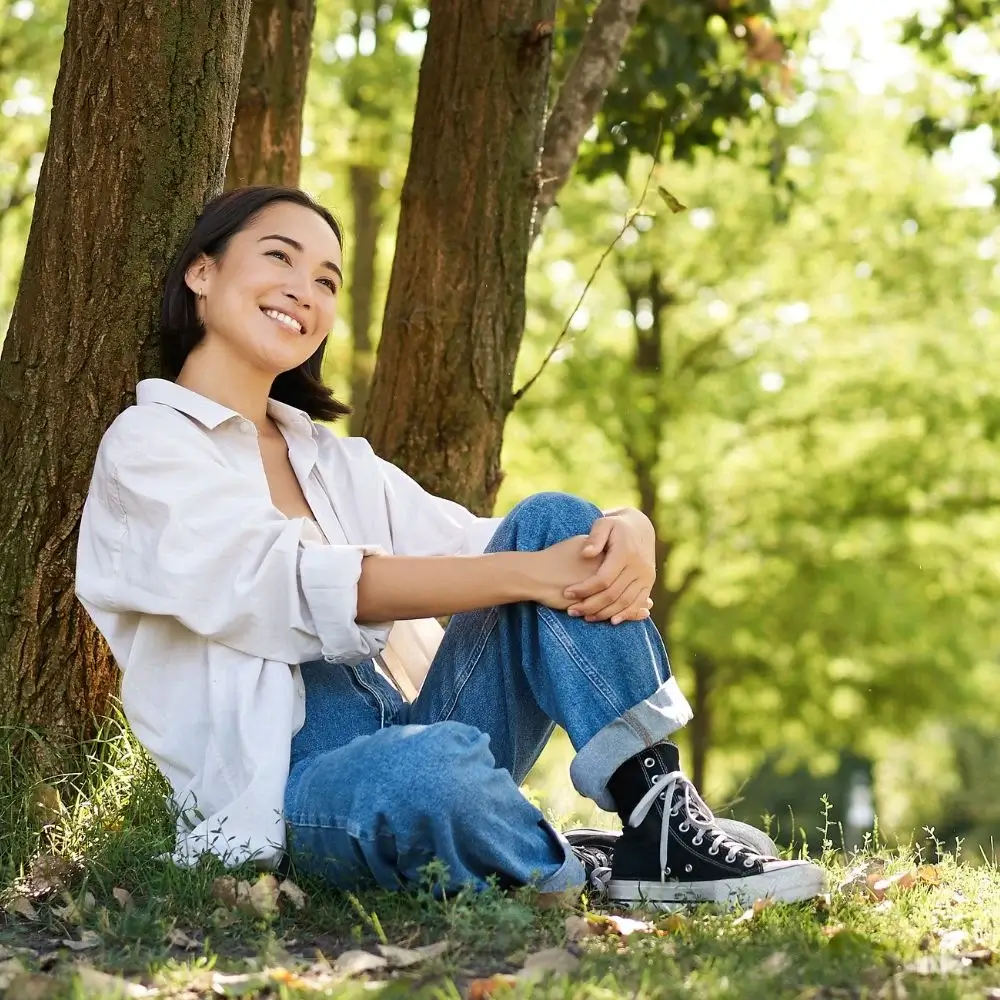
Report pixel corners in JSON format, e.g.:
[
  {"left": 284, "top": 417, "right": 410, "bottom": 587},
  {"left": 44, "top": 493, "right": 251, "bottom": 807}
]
[
  {"left": 627, "top": 770, "right": 765, "bottom": 881},
  {"left": 571, "top": 844, "right": 613, "bottom": 895}
]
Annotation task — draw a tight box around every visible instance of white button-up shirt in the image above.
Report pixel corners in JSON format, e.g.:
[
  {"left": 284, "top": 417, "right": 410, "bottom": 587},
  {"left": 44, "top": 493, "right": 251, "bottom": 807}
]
[{"left": 75, "top": 379, "right": 499, "bottom": 869}]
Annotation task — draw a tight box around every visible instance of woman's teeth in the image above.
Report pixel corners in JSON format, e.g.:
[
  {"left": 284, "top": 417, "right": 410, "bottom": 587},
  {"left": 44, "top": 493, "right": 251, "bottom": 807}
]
[{"left": 262, "top": 308, "right": 303, "bottom": 334}]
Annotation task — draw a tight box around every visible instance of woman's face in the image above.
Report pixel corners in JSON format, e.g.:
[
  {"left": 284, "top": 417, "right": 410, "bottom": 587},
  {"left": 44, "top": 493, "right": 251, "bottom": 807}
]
[{"left": 185, "top": 200, "right": 343, "bottom": 376}]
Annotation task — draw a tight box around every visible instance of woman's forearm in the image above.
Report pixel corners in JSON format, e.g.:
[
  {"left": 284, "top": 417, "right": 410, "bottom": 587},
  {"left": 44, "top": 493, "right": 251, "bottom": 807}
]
[{"left": 355, "top": 552, "right": 540, "bottom": 623}]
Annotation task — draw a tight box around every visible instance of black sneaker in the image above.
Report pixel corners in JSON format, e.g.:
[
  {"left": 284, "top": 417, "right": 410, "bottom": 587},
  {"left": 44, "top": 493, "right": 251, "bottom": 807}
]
[
  {"left": 565, "top": 829, "right": 614, "bottom": 896},
  {"left": 606, "top": 743, "right": 826, "bottom": 907},
  {"left": 565, "top": 820, "right": 782, "bottom": 862}
]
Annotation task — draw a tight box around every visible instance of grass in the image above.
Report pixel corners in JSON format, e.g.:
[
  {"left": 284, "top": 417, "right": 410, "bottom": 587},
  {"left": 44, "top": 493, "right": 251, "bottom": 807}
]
[{"left": 3, "top": 722, "right": 1000, "bottom": 998}]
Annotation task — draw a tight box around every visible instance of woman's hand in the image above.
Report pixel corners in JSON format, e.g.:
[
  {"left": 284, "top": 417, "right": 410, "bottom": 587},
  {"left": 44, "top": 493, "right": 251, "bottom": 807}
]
[
  {"left": 563, "top": 510, "right": 656, "bottom": 624},
  {"left": 527, "top": 536, "right": 604, "bottom": 611}
]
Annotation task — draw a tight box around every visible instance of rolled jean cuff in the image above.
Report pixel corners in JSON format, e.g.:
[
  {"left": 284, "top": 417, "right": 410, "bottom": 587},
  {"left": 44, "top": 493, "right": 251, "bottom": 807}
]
[
  {"left": 531, "top": 822, "right": 587, "bottom": 893},
  {"left": 569, "top": 676, "right": 693, "bottom": 811}
]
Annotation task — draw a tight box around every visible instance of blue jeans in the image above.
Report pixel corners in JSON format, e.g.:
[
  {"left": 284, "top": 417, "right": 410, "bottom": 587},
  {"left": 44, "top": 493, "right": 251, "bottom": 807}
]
[{"left": 283, "top": 492, "right": 693, "bottom": 893}]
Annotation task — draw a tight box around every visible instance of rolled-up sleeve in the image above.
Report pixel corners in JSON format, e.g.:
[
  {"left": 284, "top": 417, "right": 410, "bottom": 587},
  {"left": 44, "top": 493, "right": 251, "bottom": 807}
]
[
  {"left": 376, "top": 457, "right": 502, "bottom": 556},
  {"left": 76, "top": 419, "right": 385, "bottom": 666}
]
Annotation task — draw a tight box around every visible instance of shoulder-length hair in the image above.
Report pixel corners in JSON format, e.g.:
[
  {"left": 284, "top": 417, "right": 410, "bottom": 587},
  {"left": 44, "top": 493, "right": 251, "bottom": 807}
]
[{"left": 159, "top": 185, "right": 351, "bottom": 421}]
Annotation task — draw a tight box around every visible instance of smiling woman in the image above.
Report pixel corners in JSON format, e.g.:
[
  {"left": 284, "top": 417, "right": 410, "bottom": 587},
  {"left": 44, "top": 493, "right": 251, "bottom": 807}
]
[{"left": 74, "top": 185, "right": 825, "bottom": 912}]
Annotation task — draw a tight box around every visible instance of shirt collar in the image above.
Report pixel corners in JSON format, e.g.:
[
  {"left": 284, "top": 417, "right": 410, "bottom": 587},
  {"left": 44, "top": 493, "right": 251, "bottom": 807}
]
[{"left": 136, "top": 379, "right": 315, "bottom": 437}]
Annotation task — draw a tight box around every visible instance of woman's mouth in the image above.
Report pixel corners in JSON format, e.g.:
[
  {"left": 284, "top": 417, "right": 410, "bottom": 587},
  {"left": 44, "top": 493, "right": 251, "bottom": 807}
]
[{"left": 261, "top": 307, "right": 304, "bottom": 335}]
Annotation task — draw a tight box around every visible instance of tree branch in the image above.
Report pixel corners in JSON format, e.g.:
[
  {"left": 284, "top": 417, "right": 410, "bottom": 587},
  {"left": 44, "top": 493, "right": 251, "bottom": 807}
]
[{"left": 530, "top": 0, "right": 646, "bottom": 242}]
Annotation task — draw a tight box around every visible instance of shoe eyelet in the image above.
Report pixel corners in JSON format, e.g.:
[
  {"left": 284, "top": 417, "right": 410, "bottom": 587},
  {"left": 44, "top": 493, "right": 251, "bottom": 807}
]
[
  {"left": 692, "top": 835, "right": 704, "bottom": 846},
  {"left": 744, "top": 858, "right": 755, "bottom": 868},
  {"left": 659, "top": 792, "right": 667, "bottom": 800},
  {"left": 643, "top": 757, "right": 655, "bottom": 768},
  {"left": 725, "top": 853, "right": 738, "bottom": 864},
  {"left": 669, "top": 806, "right": 680, "bottom": 817},
  {"left": 663, "top": 867, "right": 671, "bottom": 877},
  {"left": 678, "top": 821, "right": 690, "bottom": 833},
  {"left": 651, "top": 773, "right": 662, "bottom": 783},
  {"left": 685, "top": 864, "right": 693, "bottom": 873},
  {"left": 708, "top": 846, "right": 719, "bottom": 856}
]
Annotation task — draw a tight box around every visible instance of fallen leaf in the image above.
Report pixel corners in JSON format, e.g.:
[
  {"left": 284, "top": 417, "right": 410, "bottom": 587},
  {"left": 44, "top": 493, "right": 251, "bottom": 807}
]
[
  {"left": 376, "top": 940, "right": 449, "bottom": 968},
  {"left": 61, "top": 929, "right": 102, "bottom": 951},
  {"left": 53, "top": 890, "right": 96, "bottom": 924},
  {"left": 0, "top": 958, "right": 27, "bottom": 989},
  {"left": 870, "top": 871, "right": 916, "bottom": 901},
  {"left": 166, "top": 928, "right": 200, "bottom": 950},
  {"left": 518, "top": 947, "right": 580, "bottom": 980},
  {"left": 26, "top": 852, "right": 78, "bottom": 897},
  {"left": 210, "top": 971, "right": 272, "bottom": 996},
  {"left": 268, "top": 967, "right": 309, "bottom": 989},
  {"left": 761, "top": 951, "right": 792, "bottom": 975},
  {"left": 211, "top": 876, "right": 239, "bottom": 907},
  {"left": 904, "top": 954, "right": 970, "bottom": 976},
  {"left": 333, "top": 950, "right": 389, "bottom": 976},
  {"left": 468, "top": 975, "right": 518, "bottom": 998},
  {"left": 242, "top": 874, "right": 280, "bottom": 920},
  {"left": 658, "top": 913, "right": 687, "bottom": 933},
  {"left": 6, "top": 895, "right": 38, "bottom": 920},
  {"left": 566, "top": 912, "right": 656, "bottom": 939},
  {"left": 209, "top": 906, "right": 237, "bottom": 928},
  {"left": 278, "top": 878, "right": 306, "bottom": 910},
  {"left": 74, "top": 967, "right": 153, "bottom": 998},
  {"left": 112, "top": 887, "right": 134, "bottom": 910},
  {"left": 959, "top": 948, "right": 994, "bottom": 967},
  {"left": 1, "top": 972, "right": 58, "bottom": 1000},
  {"left": 838, "top": 860, "right": 885, "bottom": 893},
  {"left": 734, "top": 898, "right": 776, "bottom": 925},
  {"left": 564, "top": 915, "right": 598, "bottom": 943},
  {"left": 939, "top": 929, "right": 969, "bottom": 953},
  {"left": 917, "top": 865, "right": 941, "bottom": 885}
]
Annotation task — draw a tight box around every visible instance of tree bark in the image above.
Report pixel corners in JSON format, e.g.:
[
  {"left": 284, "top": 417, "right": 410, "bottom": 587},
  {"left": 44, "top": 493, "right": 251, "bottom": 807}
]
[
  {"left": 0, "top": 0, "right": 252, "bottom": 735},
  {"left": 689, "top": 650, "right": 715, "bottom": 789},
  {"left": 363, "top": 2, "right": 556, "bottom": 513},
  {"left": 532, "top": 0, "right": 646, "bottom": 239},
  {"left": 226, "top": 0, "right": 316, "bottom": 189},
  {"left": 348, "top": 163, "right": 382, "bottom": 436}
]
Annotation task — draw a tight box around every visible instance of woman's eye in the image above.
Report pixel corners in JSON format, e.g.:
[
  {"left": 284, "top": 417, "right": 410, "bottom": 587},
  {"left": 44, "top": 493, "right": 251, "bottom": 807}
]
[
  {"left": 318, "top": 278, "right": 338, "bottom": 293},
  {"left": 266, "top": 248, "right": 291, "bottom": 264}
]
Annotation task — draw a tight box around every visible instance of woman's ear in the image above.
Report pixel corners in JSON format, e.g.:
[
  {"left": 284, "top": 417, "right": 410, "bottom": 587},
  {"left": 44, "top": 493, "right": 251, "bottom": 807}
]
[{"left": 184, "top": 254, "right": 213, "bottom": 298}]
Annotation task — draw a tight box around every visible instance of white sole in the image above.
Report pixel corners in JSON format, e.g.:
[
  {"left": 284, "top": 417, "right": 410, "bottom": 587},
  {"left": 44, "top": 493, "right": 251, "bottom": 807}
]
[{"left": 607, "top": 864, "right": 827, "bottom": 907}]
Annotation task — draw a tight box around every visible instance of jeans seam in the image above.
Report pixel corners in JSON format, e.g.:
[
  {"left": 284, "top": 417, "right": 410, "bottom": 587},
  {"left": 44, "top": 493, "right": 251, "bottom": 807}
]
[
  {"left": 430, "top": 607, "right": 500, "bottom": 723},
  {"left": 537, "top": 608, "right": 649, "bottom": 744}
]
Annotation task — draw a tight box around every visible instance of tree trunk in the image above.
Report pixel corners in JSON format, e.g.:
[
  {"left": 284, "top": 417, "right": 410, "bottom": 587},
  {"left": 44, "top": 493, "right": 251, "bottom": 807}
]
[
  {"left": 226, "top": 0, "right": 316, "bottom": 189},
  {"left": 348, "top": 163, "right": 383, "bottom": 436},
  {"left": 689, "top": 650, "right": 715, "bottom": 789},
  {"left": 0, "top": 0, "right": 252, "bottom": 736},
  {"left": 363, "top": 2, "right": 556, "bottom": 513}
]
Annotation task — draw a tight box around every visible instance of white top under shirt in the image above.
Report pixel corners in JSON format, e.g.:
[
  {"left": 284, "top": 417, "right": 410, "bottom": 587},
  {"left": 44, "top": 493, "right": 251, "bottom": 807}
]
[{"left": 75, "top": 379, "right": 500, "bottom": 869}]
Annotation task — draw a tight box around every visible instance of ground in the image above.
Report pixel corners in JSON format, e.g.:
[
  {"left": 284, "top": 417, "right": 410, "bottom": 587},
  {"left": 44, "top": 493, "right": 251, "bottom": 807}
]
[{"left": 3, "top": 729, "right": 998, "bottom": 999}]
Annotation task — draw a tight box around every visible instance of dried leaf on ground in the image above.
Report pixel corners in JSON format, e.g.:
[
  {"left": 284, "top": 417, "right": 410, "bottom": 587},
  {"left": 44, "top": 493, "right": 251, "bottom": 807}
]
[
  {"left": 468, "top": 975, "right": 518, "bottom": 998},
  {"left": 29, "top": 783, "right": 63, "bottom": 827},
  {"left": 0, "top": 971, "right": 58, "bottom": 1000},
  {"left": 0, "top": 958, "right": 27, "bottom": 989},
  {"left": 61, "top": 929, "right": 102, "bottom": 951},
  {"left": 243, "top": 874, "right": 280, "bottom": 920},
  {"left": 838, "top": 861, "right": 886, "bottom": 893},
  {"left": 5, "top": 895, "right": 38, "bottom": 920},
  {"left": 53, "top": 890, "right": 96, "bottom": 924},
  {"left": 278, "top": 878, "right": 307, "bottom": 910},
  {"left": 565, "top": 912, "right": 657, "bottom": 941},
  {"left": 112, "top": 887, "right": 134, "bottom": 910},
  {"left": 211, "top": 876, "right": 240, "bottom": 907},
  {"left": 376, "top": 940, "right": 450, "bottom": 968},
  {"left": 74, "top": 967, "right": 154, "bottom": 998},
  {"left": 333, "top": 950, "right": 389, "bottom": 976},
  {"left": 917, "top": 865, "right": 942, "bottom": 885},
  {"left": 210, "top": 971, "right": 272, "bottom": 997},
  {"left": 870, "top": 871, "right": 916, "bottom": 901},
  {"left": 734, "top": 898, "right": 776, "bottom": 925},
  {"left": 166, "top": 928, "right": 200, "bottom": 950},
  {"left": 26, "top": 853, "right": 78, "bottom": 898},
  {"left": 761, "top": 951, "right": 792, "bottom": 975},
  {"left": 904, "top": 954, "right": 970, "bottom": 976},
  {"left": 959, "top": 948, "right": 994, "bottom": 967},
  {"left": 518, "top": 947, "right": 580, "bottom": 980}
]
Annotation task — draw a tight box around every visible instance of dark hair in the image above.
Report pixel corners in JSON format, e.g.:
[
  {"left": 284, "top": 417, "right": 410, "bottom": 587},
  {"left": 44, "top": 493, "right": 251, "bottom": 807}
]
[{"left": 160, "top": 185, "right": 351, "bottom": 421}]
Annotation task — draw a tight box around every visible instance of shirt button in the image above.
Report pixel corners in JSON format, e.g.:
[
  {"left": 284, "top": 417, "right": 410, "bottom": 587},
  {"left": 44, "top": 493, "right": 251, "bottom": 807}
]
[{"left": 239, "top": 421, "right": 256, "bottom": 435}]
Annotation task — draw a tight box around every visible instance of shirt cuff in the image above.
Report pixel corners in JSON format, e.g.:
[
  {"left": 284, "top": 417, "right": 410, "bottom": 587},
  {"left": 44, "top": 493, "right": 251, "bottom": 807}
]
[{"left": 298, "top": 542, "right": 390, "bottom": 665}]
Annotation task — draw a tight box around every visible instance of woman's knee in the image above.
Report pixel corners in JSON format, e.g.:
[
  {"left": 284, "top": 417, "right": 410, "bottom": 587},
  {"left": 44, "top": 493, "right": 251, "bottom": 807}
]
[{"left": 505, "top": 492, "right": 600, "bottom": 536}]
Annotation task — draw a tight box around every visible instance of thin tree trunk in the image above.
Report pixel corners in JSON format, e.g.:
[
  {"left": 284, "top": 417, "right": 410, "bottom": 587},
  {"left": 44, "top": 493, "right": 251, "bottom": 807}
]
[
  {"left": 364, "top": 2, "right": 556, "bottom": 513},
  {"left": 226, "top": 0, "right": 316, "bottom": 189},
  {"left": 690, "top": 650, "right": 715, "bottom": 789},
  {"left": 348, "top": 163, "right": 382, "bottom": 436},
  {"left": 0, "top": 0, "right": 252, "bottom": 735}
]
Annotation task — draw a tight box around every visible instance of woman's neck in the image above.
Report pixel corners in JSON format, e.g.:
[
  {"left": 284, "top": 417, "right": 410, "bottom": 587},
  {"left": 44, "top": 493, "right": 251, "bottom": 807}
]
[{"left": 176, "top": 341, "right": 274, "bottom": 432}]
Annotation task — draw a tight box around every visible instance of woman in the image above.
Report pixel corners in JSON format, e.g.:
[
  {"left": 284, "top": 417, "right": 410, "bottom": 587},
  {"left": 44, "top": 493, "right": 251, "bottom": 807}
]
[{"left": 75, "top": 186, "right": 824, "bottom": 907}]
